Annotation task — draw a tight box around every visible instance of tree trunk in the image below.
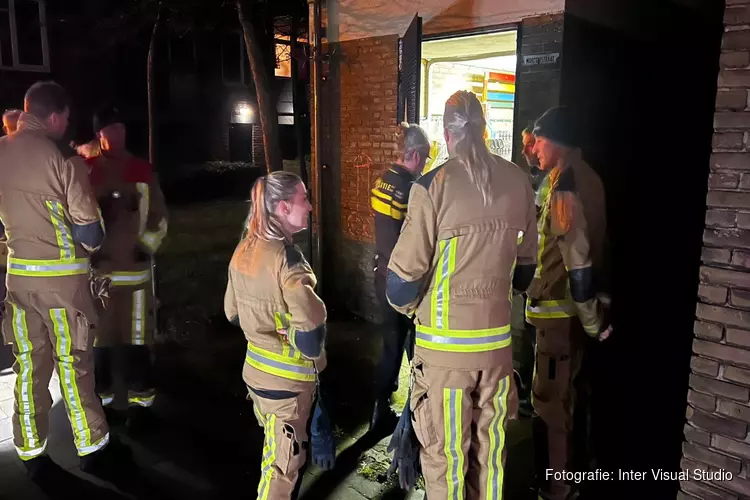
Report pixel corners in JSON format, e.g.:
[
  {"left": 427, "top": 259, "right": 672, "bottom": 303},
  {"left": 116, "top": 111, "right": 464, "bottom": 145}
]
[
  {"left": 147, "top": 5, "right": 164, "bottom": 168},
  {"left": 237, "top": 0, "right": 282, "bottom": 173},
  {"left": 291, "top": 11, "right": 308, "bottom": 186}
]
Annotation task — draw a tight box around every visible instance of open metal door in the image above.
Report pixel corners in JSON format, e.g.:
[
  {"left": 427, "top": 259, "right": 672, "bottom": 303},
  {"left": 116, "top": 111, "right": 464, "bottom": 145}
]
[{"left": 398, "top": 14, "right": 422, "bottom": 124}]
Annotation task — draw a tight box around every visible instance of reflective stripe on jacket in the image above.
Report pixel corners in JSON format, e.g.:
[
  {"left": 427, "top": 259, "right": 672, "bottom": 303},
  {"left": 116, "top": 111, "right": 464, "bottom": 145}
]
[
  {"left": 0, "top": 114, "right": 103, "bottom": 284},
  {"left": 525, "top": 153, "right": 608, "bottom": 337},
  {"left": 225, "top": 237, "right": 327, "bottom": 390},
  {"left": 386, "top": 155, "right": 538, "bottom": 370}
]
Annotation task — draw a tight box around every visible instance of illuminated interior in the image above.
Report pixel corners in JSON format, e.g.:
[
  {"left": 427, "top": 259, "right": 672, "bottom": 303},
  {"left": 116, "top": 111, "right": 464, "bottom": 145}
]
[{"left": 420, "top": 30, "right": 518, "bottom": 172}]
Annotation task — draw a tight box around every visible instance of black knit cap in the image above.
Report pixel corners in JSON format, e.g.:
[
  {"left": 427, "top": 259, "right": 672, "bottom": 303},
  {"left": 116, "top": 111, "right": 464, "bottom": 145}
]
[
  {"left": 93, "top": 104, "right": 125, "bottom": 133},
  {"left": 532, "top": 106, "right": 578, "bottom": 148}
]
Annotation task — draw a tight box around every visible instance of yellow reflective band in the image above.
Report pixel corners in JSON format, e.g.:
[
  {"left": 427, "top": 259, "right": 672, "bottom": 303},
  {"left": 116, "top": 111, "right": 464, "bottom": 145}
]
[
  {"left": 415, "top": 325, "right": 512, "bottom": 353},
  {"left": 392, "top": 199, "right": 407, "bottom": 210},
  {"left": 245, "top": 343, "right": 315, "bottom": 382},
  {"left": 371, "top": 195, "right": 405, "bottom": 221},
  {"left": 51, "top": 308, "right": 93, "bottom": 455},
  {"left": 128, "top": 391, "right": 155, "bottom": 408},
  {"left": 131, "top": 289, "right": 146, "bottom": 345},
  {"left": 140, "top": 218, "right": 168, "bottom": 253},
  {"left": 371, "top": 187, "right": 392, "bottom": 202},
  {"left": 431, "top": 238, "right": 457, "bottom": 329},
  {"left": 525, "top": 299, "right": 576, "bottom": 320},
  {"left": 11, "top": 304, "right": 40, "bottom": 455},
  {"left": 99, "top": 393, "right": 114, "bottom": 407},
  {"left": 136, "top": 183, "right": 150, "bottom": 236},
  {"left": 45, "top": 200, "right": 75, "bottom": 260},
  {"left": 257, "top": 414, "right": 277, "bottom": 500},
  {"left": 8, "top": 257, "right": 88, "bottom": 277},
  {"left": 444, "top": 388, "right": 465, "bottom": 500},
  {"left": 108, "top": 270, "right": 151, "bottom": 286},
  {"left": 486, "top": 377, "right": 509, "bottom": 500},
  {"left": 273, "top": 311, "right": 292, "bottom": 331},
  {"left": 16, "top": 439, "right": 47, "bottom": 461}
]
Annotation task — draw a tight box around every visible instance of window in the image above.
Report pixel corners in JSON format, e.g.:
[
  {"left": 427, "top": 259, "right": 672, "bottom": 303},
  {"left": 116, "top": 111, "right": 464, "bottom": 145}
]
[
  {"left": 222, "top": 31, "right": 250, "bottom": 85},
  {"left": 169, "top": 31, "right": 195, "bottom": 73},
  {"left": 0, "top": 0, "right": 49, "bottom": 72}
]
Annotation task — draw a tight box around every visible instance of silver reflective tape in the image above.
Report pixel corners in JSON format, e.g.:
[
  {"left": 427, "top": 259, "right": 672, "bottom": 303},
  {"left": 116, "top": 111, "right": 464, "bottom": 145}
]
[
  {"left": 245, "top": 350, "right": 315, "bottom": 375},
  {"left": 416, "top": 331, "right": 511, "bottom": 346}
]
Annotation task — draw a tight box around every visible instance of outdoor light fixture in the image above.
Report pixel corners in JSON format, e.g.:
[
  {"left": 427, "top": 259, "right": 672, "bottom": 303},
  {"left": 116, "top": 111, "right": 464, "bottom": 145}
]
[{"left": 234, "top": 102, "right": 253, "bottom": 124}]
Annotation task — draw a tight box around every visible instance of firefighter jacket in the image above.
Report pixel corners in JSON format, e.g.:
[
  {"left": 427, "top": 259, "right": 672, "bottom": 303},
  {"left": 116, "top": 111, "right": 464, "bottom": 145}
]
[
  {"left": 386, "top": 155, "right": 538, "bottom": 370},
  {"left": 86, "top": 153, "right": 168, "bottom": 281},
  {"left": 0, "top": 113, "right": 104, "bottom": 290},
  {"left": 224, "top": 236, "right": 327, "bottom": 392},
  {"left": 371, "top": 163, "right": 415, "bottom": 275},
  {"left": 525, "top": 151, "right": 608, "bottom": 337}
]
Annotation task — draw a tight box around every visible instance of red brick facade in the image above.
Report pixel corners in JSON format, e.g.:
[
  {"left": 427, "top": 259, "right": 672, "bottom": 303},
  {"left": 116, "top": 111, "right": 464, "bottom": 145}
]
[
  {"left": 339, "top": 35, "right": 400, "bottom": 244},
  {"left": 680, "top": 2, "right": 750, "bottom": 498}
]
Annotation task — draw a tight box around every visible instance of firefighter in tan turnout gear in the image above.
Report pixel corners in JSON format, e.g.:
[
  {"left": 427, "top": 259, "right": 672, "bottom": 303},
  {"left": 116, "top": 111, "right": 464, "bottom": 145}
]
[
  {"left": 526, "top": 107, "right": 612, "bottom": 500},
  {"left": 387, "top": 90, "right": 538, "bottom": 499},
  {"left": 224, "top": 171, "right": 335, "bottom": 500},
  {"left": 0, "top": 81, "right": 137, "bottom": 487},
  {"left": 87, "top": 105, "right": 168, "bottom": 428}
]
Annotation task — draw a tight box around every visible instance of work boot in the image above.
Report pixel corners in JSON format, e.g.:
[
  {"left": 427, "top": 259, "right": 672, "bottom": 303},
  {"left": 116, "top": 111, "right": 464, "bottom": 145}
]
[
  {"left": 369, "top": 399, "right": 398, "bottom": 433},
  {"left": 80, "top": 437, "right": 139, "bottom": 493},
  {"left": 24, "top": 455, "right": 128, "bottom": 499},
  {"left": 126, "top": 406, "right": 158, "bottom": 436}
]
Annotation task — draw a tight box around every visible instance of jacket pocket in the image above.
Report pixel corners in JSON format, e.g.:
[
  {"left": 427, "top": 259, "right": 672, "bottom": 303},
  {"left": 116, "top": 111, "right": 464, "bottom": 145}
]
[{"left": 410, "top": 361, "right": 437, "bottom": 449}]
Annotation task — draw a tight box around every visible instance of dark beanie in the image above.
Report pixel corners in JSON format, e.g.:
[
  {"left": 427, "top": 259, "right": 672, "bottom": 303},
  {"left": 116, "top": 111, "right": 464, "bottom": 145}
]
[
  {"left": 532, "top": 106, "right": 577, "bottom": 148},
  {"left": 93, "top": 104, "right": 124, "bottom": 133}
]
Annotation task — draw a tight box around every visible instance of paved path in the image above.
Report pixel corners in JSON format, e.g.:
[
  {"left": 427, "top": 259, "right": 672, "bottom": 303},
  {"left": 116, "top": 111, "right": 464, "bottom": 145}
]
[{"left": 0, "top": 320, "right": 535, "bottom": 499}]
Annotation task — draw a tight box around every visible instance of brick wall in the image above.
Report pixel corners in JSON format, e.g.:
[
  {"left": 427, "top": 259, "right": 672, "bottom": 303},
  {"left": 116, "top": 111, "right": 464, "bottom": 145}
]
[
  {"left": 514, "top": 14, "right": 564, "bottom": 163},
  {"left": 327, "top": 34, "right": 400, "bottom": 321},
  {"left": 680, "top": 2, "right": 750, "bottom": 499}
]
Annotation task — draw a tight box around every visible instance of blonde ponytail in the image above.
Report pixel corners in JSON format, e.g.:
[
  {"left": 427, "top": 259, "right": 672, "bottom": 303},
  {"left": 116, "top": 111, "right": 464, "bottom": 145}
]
[
  {"left": 443, "top": 91, "right": 495, "bottom": 206},
  {"left": 243, "top": 171, "right": 303, "bottom": 242}
]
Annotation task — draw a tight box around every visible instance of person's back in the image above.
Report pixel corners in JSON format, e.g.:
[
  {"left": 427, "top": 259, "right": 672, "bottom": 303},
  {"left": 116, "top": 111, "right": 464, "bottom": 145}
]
[
  {"left": 0, "top": 115, "right": 96, "bottom": 291},
  {"left": 571, "top": 153, "right": 608, "bottom": 287},
  {"left": 0, "top": 81, "right": 141, "bottom": 493},
  {"left": 386, "top": 90, "right": 537, "bottom": 499},
  {"left": 396, "top": 153, "right": 536, "bottom": 370}
]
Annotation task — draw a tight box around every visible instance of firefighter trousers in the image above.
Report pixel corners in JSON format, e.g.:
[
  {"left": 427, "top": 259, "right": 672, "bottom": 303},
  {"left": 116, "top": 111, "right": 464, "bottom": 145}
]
[
  {"left": 531, "top": 318, "right": 584, "bottom": 500},
  {"left": 2, "top": 288, "right": 110, "bottom": 460},
  {"left": 94, "top": 282, "right": 156, "bottom": 408},
  {"left": 411, "top": 354, "right": 519, "bottom": 500},
  {"left": 374, "top": 271, "right": 414, "bottom": 402},
  {"left": 247, "top": 383, "right": 315, "bottom": 500}
]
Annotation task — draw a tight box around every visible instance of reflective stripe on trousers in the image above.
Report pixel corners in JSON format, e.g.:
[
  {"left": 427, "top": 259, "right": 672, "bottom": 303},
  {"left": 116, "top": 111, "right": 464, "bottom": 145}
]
[
  {"left": 132, "top": 289, "right": 146, "bottom": 345},
  {"left": 257, "top": 414, "right": 278, "bottom": 500},
  {"left": 50, "top": 308, "right": 109, "bottom": 456},
  {"left": 10, "top": 304, "right": 44, "bottom": 459},
  {"left": 245, "top": 343, "right": 315, "bottom": 382},
  {"left": 525, "top": 300, "right": 576, "bottom": 320}
]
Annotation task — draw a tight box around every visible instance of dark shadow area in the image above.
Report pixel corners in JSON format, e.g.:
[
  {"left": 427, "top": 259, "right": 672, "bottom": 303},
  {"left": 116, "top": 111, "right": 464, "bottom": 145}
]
[
  {"left": 0, "top": 345, "right": 12, "bottom": 372},
  {"left": 160, "top": 166, "right": 266, "bottom": 206},
  {"left": 560, "top": 0, "right": 724, "bottom": 498}
]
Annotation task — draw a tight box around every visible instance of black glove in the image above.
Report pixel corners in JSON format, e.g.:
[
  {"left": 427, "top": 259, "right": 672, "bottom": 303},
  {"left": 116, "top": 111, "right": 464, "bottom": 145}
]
[
  {"left": 387, "top": 390, "right": 421, "bottom": 490},
  {"left": 310, "top": 395, "right": 336, "bottom": 470}
]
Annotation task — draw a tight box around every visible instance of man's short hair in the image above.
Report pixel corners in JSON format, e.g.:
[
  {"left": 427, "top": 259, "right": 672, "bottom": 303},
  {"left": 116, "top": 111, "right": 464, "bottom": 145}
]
[
  {"left": 397, "top": 122, "right": 431, "bottom": 160},
  {"left": 24, "top": 81, "right": 70, "bottom": 119}
]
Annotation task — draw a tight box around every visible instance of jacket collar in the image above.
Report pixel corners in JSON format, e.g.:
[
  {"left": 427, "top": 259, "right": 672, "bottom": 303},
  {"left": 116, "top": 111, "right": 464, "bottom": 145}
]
[
  {"left": 389, "top": 163, "right": 415, "bottom": 181},
  {"left": 16, "top": 113, "right": 48, "bottom": 134}
]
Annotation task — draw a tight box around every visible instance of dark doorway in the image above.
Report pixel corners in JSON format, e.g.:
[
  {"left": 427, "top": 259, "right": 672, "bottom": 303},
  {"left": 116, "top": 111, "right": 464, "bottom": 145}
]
[{"left": 229, "top": 123, "right": 252, "bottom": 162}]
